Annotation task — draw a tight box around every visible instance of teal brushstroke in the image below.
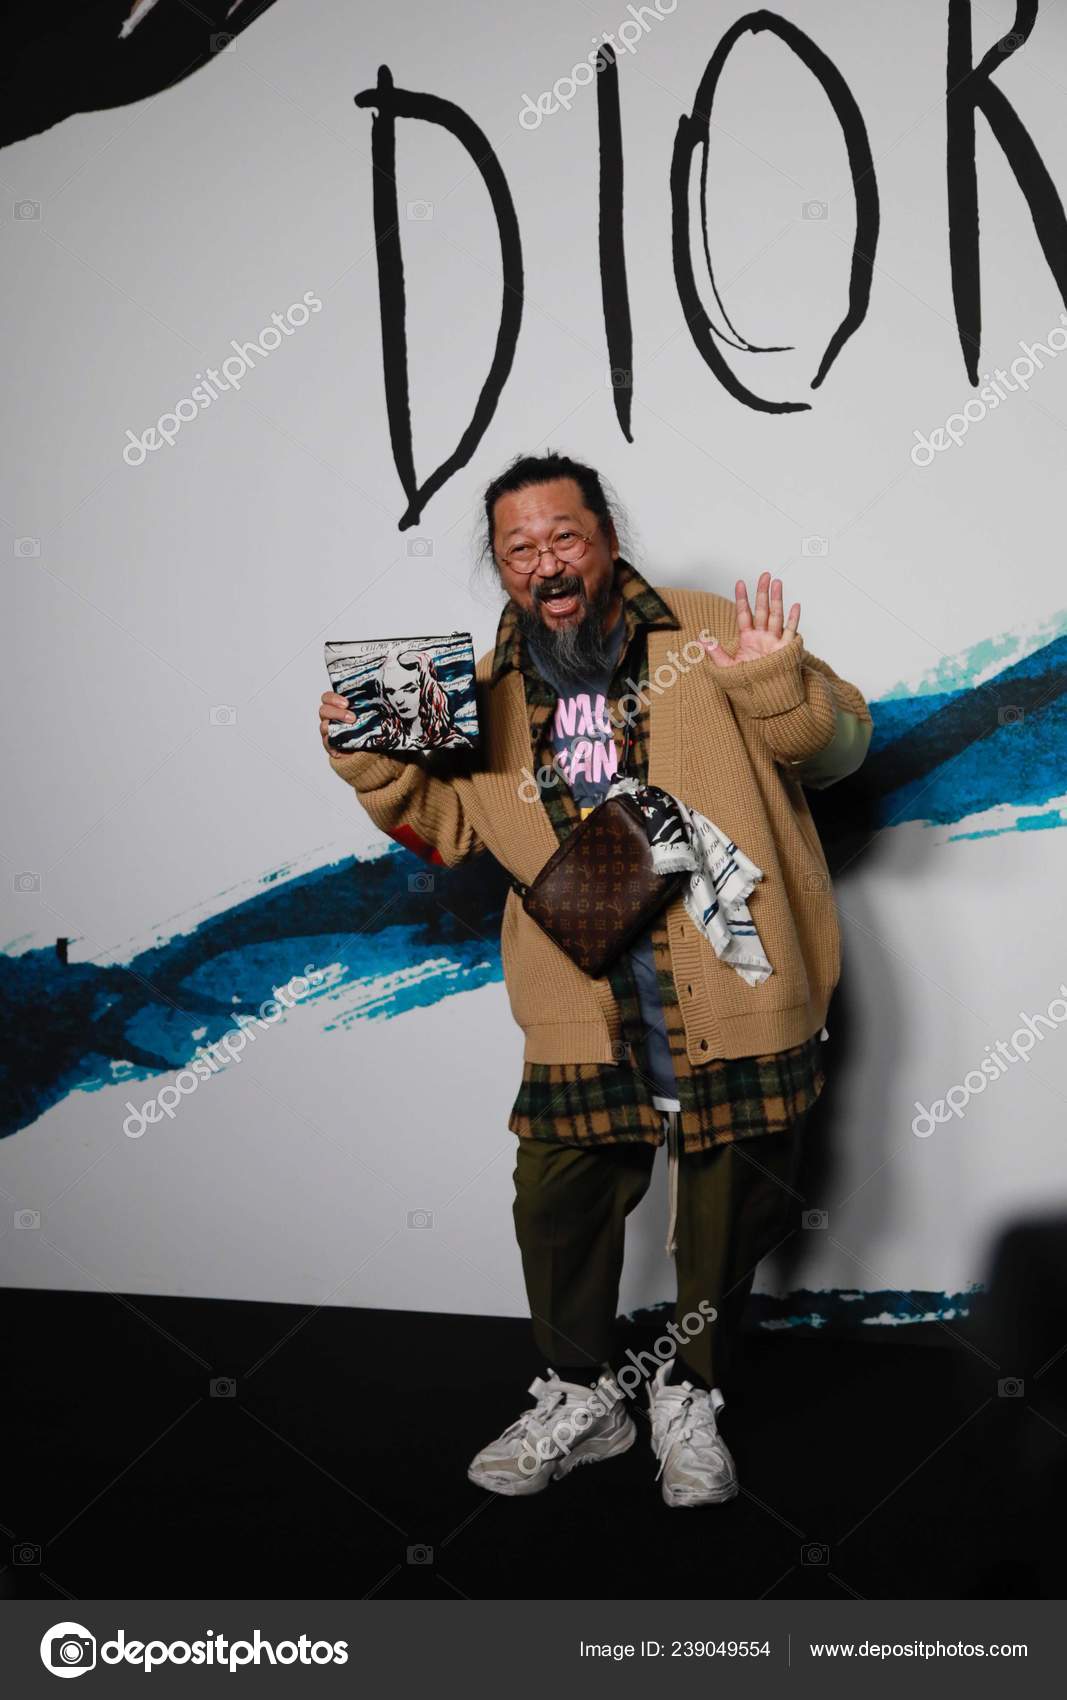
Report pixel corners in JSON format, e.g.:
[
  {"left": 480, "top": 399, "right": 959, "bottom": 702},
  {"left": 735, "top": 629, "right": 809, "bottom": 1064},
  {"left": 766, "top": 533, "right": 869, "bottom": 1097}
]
[
  {"left": 881, "top": 607, "right": 1067, "bottom": 701},
  {"left": 881, "top": 692, "right": 1066, "bottom": 828},
  {"left": 950, "top": 807, "right": 1067, "bottom": 842},
  {"left": 627, "top": 1287, "right": 983, "bottom": 1332},
  {"left": 3, "top": 612, "right": 1065, "bottom": 1140}
]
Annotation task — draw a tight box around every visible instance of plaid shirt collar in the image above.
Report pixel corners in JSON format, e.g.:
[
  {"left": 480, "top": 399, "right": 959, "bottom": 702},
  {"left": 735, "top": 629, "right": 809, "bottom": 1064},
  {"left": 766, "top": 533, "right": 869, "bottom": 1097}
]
[{"left": 489, "top": 556, "right": 679, "bottom": 685}]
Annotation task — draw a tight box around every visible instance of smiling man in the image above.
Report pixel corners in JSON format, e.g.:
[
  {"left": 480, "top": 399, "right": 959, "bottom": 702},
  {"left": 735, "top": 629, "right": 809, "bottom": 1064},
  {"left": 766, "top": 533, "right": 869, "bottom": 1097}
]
[{"left": 319, "top": 450, "right": 872, "bottom": 1508}]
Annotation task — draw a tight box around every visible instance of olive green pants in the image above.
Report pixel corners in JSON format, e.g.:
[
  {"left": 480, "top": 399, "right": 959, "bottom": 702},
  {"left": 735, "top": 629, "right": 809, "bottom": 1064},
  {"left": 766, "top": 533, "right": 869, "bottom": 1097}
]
[{"left": 512, "top": 1111, "right": 807, "bottom": 1391}]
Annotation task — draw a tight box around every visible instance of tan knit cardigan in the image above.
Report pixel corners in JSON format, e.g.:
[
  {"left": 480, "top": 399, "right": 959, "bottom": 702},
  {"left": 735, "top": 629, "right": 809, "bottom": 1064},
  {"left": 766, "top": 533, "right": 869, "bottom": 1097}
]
[{"left": 327, "top": 586, "right": 872, "bottom": 1064}]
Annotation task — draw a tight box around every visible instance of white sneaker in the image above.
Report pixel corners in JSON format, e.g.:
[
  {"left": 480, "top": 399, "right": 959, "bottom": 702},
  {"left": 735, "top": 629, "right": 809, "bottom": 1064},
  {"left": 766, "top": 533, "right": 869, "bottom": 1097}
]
[
  {"left": 648, "top": 1359, "right": 738, "bottom": 1507},
  {"left": 467, "top": 1370, "right": 636, "bottom": 1497}
]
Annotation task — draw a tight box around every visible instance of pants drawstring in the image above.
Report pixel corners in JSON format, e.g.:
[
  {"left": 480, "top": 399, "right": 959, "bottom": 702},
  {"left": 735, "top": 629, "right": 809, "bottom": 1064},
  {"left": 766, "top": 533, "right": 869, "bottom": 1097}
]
[{"left": 665, "top": 1111, "right": 679, "bottom": 1255}]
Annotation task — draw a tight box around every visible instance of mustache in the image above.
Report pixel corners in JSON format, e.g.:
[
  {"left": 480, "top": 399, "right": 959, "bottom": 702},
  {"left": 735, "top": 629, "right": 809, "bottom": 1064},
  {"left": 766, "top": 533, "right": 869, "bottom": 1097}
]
[{"left": 531, "top": 574, "right": 585, "bottom": 604}]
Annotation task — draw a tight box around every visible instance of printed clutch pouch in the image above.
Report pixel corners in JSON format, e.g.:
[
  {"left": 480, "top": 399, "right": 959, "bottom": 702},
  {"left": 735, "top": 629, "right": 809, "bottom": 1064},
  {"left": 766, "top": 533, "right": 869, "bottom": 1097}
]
[{"left": 324, "top": 632, "right": 479, "bottom": 753}]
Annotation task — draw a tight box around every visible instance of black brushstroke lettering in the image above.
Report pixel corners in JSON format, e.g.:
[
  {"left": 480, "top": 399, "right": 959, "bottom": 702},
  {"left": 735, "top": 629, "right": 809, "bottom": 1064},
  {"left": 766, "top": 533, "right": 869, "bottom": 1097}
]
[
  {"left": 355, "top": 66, "right": 524, "bottom": 529},
  {"left": 670, "top": 10, "right": 879, "bottom": 412},
  {"left": 947, "top": 1, "right": 1067, "bottom": 383},
  {"left": 596, "top": 45, "right": 634, "bottom": 442}
]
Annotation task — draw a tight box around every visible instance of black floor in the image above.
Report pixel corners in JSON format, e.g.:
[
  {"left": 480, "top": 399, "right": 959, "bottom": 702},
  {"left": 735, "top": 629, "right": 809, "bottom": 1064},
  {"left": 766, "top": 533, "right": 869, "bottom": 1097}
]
[{"left": 0, "top": 1289, "right": 1060, "bottom": 1601}]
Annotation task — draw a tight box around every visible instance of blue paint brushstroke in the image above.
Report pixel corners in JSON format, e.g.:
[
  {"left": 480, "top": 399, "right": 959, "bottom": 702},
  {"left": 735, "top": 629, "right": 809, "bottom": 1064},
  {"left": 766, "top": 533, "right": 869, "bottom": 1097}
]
[
  {"left": 810, "top": 628, "right": 1067, "bottom": 856},
  {"left": 880, "top": 693, "right": 1065, "bottom": 827},
  {"left": 0, "top": 851, "right": 507, "bottom": 1140},
  {"left": 880, "top": 606, "right": 1067, "bottom": 701},
  {"left": 950, "top": 806, "right": 1067, "bottom": 842},
  {"left": 3, "top": 620, "right": 1065, "bottom": 1140},
  {"left": 630, "top": 1287, "right": 983, "bottom": 1332}
]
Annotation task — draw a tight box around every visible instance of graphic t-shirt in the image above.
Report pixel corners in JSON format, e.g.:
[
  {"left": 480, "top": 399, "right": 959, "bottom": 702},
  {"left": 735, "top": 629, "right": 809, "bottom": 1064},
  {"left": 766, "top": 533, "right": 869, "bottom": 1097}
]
[{"left": 532, "top": 613, "right": 679, "bottom": 1104}]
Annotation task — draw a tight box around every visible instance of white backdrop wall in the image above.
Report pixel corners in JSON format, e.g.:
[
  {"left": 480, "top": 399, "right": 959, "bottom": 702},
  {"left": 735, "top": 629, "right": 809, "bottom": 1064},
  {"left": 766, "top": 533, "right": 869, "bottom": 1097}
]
[{"left": 2, "top": 0, "right": 1066, "bottom": 1324}]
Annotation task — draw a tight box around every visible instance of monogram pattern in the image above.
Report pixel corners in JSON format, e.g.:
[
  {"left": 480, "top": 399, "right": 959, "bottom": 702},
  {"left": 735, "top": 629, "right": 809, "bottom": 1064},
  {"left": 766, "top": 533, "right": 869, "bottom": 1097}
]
[{"left": 521, "top": 794, "right": 684, "bottom": 977}]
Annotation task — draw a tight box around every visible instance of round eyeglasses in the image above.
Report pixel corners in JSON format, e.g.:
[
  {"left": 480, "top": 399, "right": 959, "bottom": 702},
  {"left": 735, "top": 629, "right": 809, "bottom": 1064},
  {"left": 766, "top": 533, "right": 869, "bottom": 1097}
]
[{"left": 497, "top": 525, "right": 597, "bottom": 575}]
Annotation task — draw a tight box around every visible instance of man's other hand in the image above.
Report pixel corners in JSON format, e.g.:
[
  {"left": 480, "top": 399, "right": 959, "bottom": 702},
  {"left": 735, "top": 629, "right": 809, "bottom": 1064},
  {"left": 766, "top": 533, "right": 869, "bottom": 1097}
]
[{"left": 319, "top": 690, "right": 355, "bottom": 750}]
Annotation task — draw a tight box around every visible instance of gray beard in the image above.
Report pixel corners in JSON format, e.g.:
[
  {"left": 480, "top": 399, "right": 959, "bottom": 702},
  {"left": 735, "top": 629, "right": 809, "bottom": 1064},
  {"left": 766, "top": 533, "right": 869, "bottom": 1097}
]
[{"left": 515, "top": 574, "right": 620, "bottom": 686}]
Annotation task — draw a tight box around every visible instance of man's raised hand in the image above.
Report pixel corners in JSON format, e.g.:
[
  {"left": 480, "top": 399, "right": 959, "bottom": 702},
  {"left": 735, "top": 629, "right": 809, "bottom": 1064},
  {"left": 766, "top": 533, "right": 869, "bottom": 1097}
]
[{"left": 699, "top": 571, "right": 800, "bottom": 668}]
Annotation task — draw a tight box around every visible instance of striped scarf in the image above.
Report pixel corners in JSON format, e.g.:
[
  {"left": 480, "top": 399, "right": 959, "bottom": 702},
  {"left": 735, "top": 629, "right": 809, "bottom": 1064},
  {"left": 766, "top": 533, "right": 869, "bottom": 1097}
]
[{"left": 607, "top": 777, "right": 773, "bottom": 988}]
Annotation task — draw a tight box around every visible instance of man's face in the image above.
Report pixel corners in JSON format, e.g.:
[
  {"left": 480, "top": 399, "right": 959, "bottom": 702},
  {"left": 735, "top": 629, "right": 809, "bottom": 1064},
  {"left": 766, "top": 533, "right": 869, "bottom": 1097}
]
[{"left": 493, "top": 478, "right": 619, "bottom": 631}]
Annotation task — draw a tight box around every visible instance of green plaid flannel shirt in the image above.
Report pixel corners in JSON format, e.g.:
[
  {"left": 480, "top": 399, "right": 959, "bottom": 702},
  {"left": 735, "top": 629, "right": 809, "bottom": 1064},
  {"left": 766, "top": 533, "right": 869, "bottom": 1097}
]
[{"left": 493, "top": 559, "right": 825, "bottom": 1154}]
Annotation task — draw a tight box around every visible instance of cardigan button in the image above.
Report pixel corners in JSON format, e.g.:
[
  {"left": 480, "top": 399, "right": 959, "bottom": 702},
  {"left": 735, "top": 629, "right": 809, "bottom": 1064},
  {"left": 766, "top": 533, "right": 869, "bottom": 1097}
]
[
  {"left": 685, "top": 984, "right": 692, "bottom": 996},
  {"left": 699, "top": 1039, "right": 709, "bottom": 1052}
]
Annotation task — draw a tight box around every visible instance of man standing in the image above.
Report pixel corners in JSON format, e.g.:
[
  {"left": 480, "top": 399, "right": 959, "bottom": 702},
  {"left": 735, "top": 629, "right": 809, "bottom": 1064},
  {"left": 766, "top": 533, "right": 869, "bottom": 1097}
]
[{"left": 319, "top": 451, "right": 871, "bottom": 1508}]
